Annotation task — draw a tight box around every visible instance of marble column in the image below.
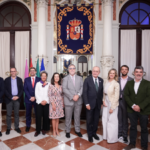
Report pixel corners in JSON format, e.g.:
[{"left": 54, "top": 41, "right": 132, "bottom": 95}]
[
  {"left": 36, "top": 0, "right": 48, "bottom": 67},
  {"left": 100, "top": 0, "right": 115, "bottom": 79}
]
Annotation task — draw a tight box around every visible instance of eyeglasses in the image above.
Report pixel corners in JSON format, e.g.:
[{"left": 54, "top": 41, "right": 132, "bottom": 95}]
[{"left": 69, "top": 68, "right": 75, "bottom": 70}]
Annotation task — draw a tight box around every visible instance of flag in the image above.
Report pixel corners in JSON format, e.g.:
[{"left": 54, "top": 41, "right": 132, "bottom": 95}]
[
  {"left": 30, "top": 57, "right": 33, "bottom": 68},
  {"left": 24, "top": 59, "right": 29, "bottom": 79},
  {"left": 24, "top": 59, "right": 29, "bottom": 108},
  {"left": 29, "top": 57, "right": 33, "bottom": 76},
  {"left": 36, "top": 58, "right": 40, "bottom": 77},
  {"left": 40, "top": 58, "right": 45, "bottom": 72}
]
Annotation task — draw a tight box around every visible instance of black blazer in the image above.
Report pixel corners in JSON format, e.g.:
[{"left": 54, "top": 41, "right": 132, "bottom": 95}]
[
  {"left": 83, "top": 76, "right": 103, "bottom": 109},
  {"left": 0, "top": 77, "right": 4, "bottom": 103},
  {"left": 4, "top": 76, "right": 23, "bottom": 104}
]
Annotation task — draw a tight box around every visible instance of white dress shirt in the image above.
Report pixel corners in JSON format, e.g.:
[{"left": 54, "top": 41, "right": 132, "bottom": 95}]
[
  {"left": 31, "top": 76, "right": 36, "bottom": 83},
  {"left": 132, "top": 79, "right": 142, "bottom": 108},
  {"left": 35, "top": 82, "right": 50, "bottom": 104},
  {"left": 93, "top": 77, "right": 99, "bottom": 87}
]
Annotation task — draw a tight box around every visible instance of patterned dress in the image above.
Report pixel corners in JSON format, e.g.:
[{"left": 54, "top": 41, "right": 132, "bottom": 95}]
[{"left": 48, "top": 84, "right": 64, "bottom": 119}]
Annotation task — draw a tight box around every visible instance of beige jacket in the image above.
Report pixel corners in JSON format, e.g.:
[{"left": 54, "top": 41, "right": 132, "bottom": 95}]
[{"left": 103, "top": 79, "right": 120, "bottom": 110}]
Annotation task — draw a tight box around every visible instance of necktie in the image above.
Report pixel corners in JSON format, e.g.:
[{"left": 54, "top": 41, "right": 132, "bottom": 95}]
[
  {"left": 32, "top": 78, "right": 35, "bottom": 88},
  {"left": 72, "top": 76, "right": 75, "bottom": 86},
  {"left": 95, "top": 79, "right": 98, "bottom": 92}
]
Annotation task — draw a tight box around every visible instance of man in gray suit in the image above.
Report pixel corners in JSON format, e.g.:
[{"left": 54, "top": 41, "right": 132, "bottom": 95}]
[
  {"left": 62, "top": 64, "right": 83, "bottom": 138},
  {"left": 118, "top": 65, "right": 133, "bottom": 143}
]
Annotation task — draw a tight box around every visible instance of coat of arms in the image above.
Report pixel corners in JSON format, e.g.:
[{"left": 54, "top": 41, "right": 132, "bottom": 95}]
[{"left": 66, "top": 18, "right": 84, "bottom": 40}]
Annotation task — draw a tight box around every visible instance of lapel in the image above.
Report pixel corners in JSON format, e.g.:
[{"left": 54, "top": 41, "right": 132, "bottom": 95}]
[
  {"left": 75, "top": 75, "right": 78, "bottom": 91},
  {"left": 130, "top": 80, "right": 136, "bottom": 95},
  {"left": 9, "top": 77, "right": 12, "bottom": 94},
  {"left": 90, "top": 76, "right": 97, "bottom": 92},
  {"left": 16, "top": 77, "right": 19, "bottom": 92},
  {"left": 136, "top": 79, "right": 144, "bottom": 95}
]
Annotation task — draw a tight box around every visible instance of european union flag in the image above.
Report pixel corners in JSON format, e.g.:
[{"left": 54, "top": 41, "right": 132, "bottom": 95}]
[{"left": 40, "top": 58, "right": 45, "bottom": 72}]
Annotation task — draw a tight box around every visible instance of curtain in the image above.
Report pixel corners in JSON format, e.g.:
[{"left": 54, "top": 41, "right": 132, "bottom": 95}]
[
  {"left": 142, "top": 30, "right": 150, "bottom": 80},
  {"left": 15, "top": 31, "right": 29, "bottom": 80},
  {"left": 78, "top": 63, "right": 82, "bottom": 73},
  {"left": 121, "top": 30, "right": 136, "bottom": 77},
  {"left": 83, "top": 63, "right": 87, "bottom": 73},
  {"left": 0, "top": 32, "right": 10, "bottom": 79}
]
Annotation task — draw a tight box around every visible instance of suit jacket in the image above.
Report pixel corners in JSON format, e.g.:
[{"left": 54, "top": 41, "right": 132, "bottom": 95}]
[
  {"left": 0, "top": 77, "right": 4, "bottom": 103},
  {"left": 83, "top": 76, "right": 103, "bottom": 109},
  {"left": 24, "top": 76, "right": 41, "bottom": 104},
  {"left": 4, "top": 76, "right": 23, "bottom": 104},
  {"left": 124, "top": 79, "right": 150, "bottom": 115},
  {"left": 62, "top": 74, "right": 83, "bottom": 106},
  {"left": 103, "top": 80, "right": 120, "bottom": 110},
  {"left": 119, "top": 76, "right": 133, "bottom": 99}
]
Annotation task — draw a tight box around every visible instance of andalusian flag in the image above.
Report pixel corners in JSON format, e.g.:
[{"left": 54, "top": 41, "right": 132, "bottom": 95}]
[{"left": 36, "top": 58, "right": 40, "bottom": 77}]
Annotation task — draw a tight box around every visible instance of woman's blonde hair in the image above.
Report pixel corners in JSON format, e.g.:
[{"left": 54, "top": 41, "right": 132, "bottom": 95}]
[{"left": 108, "top": 68, "right": 118, "bottom": 81}]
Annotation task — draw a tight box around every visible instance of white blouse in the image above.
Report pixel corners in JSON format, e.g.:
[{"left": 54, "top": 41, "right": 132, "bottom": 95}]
[{"left": 35, "top": 81, "right": 50, "bottom": 104}]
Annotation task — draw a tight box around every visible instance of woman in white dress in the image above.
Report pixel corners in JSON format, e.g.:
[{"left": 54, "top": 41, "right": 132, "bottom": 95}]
[{"left": 102, "top": 68, "right": 120, "bottom": 143}]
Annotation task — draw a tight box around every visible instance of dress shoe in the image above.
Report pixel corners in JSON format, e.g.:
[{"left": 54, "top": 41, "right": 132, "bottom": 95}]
[
  {"left": 88, "top": 136, "right": 93, "bottom": 143},
  {"left": 124, "top": 144, "right": 135, "bottom": 150},
  {"left": 141, "top": 147, "right": 148, "bottom": 150},
  {"left": 25, "top": 127, "right": 30, "bottom": 132},
  {"left": 6, "top": 129, "right": 10, "bottom": 135},
  {"left": 34, "top": 132, "right": 40, "bottom": 137},
  {"left": 66, "top": 133, "right": 70, "bottom": 138},
  {"left": 0, "top": 132, "right": 2, "bottom": 137},
  {"left": 75, "top": 131, "right": 82, "bottom": 137},
  {"left": 42, "top": 130, "right": 46, "bottom": 135},
  {"left": 93, "top": 134, "right": 100, "bottom": 140},
  {"left": 123, "top": 137, "right": 128, "bottom": 143},
  {"left": 15, "top": 128, "right": 21, "bottom": 133}
]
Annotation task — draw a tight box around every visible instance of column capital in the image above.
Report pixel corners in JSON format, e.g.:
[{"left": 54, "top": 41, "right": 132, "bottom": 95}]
[
  {"left": 35, "top": 0, "right": 48, "bottom": 7},
  {"left": 100, "top": 55, "right": 115, "bottom": 68},
  {"left": 101, "top": 0, "right": 114, "bottom": 6}
]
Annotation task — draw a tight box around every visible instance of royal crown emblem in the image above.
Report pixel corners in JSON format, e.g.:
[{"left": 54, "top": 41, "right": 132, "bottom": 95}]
[{"left": 66, "top": 18, "right": 84, "bottom": 40}]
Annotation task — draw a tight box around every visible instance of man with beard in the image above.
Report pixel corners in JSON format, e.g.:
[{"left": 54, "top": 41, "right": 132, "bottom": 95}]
[
  {"left": 118, "top": 65, "right": 133, "bottom": 143},
  {"left": 124, "top": 66, "right": 150, "bottom": 150}
]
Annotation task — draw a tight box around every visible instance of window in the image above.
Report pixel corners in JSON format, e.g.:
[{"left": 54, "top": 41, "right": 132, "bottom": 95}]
[{"left": 120, "top": 1, "right": 150, "bottom": 26}]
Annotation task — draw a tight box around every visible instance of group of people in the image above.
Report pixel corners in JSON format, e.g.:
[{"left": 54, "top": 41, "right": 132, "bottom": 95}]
[{"left": 0, "top": 64, "right": 149, "bottom": 150}]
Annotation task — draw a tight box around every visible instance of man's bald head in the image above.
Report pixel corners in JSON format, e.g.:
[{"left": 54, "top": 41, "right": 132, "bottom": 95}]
[{"left": 92, "top": 66, "right": 100, "bottom": 78}]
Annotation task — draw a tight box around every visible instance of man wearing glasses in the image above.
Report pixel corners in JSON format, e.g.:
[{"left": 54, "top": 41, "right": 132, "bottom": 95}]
[
  {"left": 4, "top": 67, "right": 23, "bottom": 135},
  {"left": 62, "top": 64, "right": 83, "bottom": 138}
]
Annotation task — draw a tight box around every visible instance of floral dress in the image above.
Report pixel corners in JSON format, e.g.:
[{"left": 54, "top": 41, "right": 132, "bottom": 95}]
[{"left": 48, "top": 84, "right": 64, "bottom": 119}]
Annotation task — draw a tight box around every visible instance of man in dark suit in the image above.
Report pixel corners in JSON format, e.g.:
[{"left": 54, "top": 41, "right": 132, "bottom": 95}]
[
  {"left": 5, "top": 67, "right": 23, "bottom": 135},
  {"left": 118, "top": 65, "right": 133, "bottom": 143},
  {"left": 0, "top": 77, "right": 4, "bottom": 137},
  {"left": 83, "top": 66, "right": 103, "bottom": 142},
  {"left": 124, "top": 66, "right": 150, "bottom": 150},
  {"left": 24, "top": 67, "right": 40, "bottom": 132}
]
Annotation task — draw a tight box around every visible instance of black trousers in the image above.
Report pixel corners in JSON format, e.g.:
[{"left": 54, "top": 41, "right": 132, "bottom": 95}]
[
  {"left": 118, "top": 98, "right": 128, "bottom": 137},
  {"left": 86, "top": 104, "right": 100, "bottom": 137},
  {"left": 128, "top": 112, "right": 148, "bottom": 148},
  {"left": 36, "top": 103, "right": 50, "bottom": 133}
]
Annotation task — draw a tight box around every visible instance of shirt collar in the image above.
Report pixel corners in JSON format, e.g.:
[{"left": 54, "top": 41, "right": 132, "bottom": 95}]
[
  {"left": 121, "top": 76, "right": 128, "bottom": 80},
  {"left": 11, "top": 77, "right": 17, "bottom": 80},
  {"left": 134, "top": 78, "right": 142, "bottom": 83},
  {"left": 93, "top": 76, "right": 98, "bottom": 80}
]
